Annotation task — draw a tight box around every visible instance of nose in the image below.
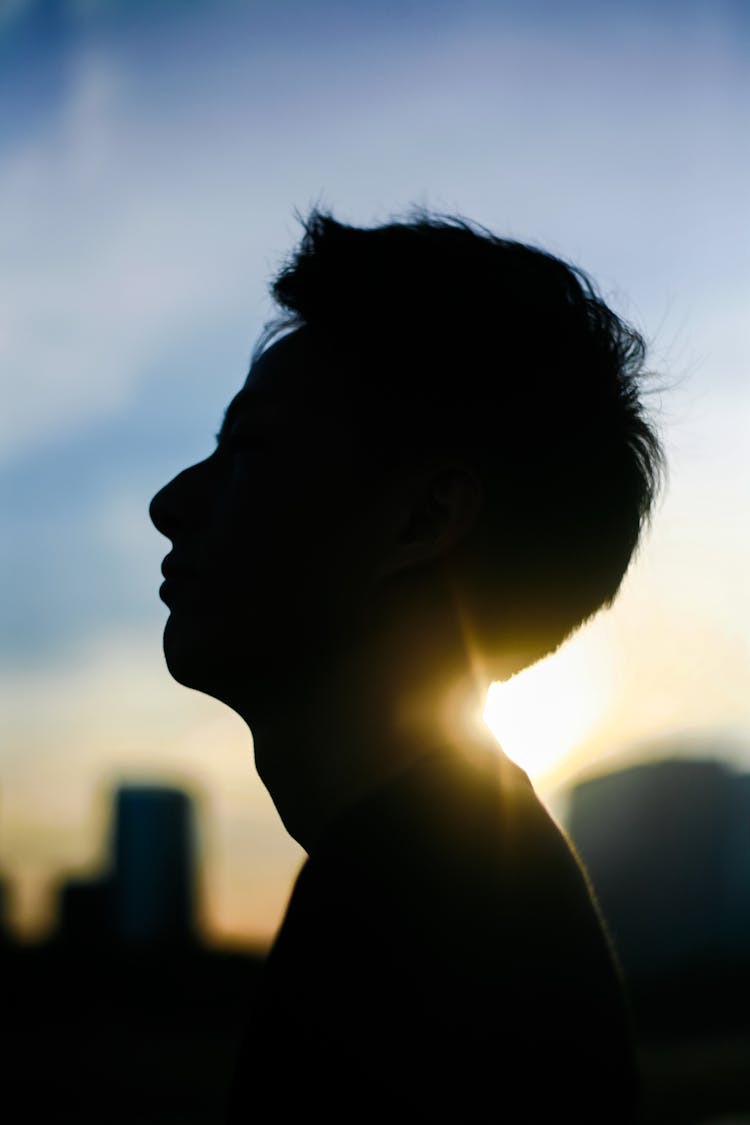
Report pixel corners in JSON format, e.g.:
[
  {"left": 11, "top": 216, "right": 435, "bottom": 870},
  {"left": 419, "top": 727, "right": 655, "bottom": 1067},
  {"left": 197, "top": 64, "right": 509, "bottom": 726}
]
[{"left": 149, "top": 459, "right": 210, "bottom": 539}]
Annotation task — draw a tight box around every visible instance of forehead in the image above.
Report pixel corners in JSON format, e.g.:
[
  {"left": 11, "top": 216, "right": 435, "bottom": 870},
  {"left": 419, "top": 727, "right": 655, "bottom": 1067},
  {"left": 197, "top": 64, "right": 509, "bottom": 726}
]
[
  {"left": 221, "top": 328, "right": 360, "bottom": 465},
  {"left": 250, "top": 327, "right": 321, "bottom": 403},
  {"left": 224, "top": 329, "right": 323, "bottom": 424},
  {"left": 226, "top": 329, "right": 417, "bottom": 498}
]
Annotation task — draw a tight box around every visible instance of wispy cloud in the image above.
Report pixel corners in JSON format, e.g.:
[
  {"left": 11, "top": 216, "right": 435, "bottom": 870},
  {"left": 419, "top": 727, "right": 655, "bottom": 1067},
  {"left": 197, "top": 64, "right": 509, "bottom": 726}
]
[
  {"left": 3, "top": 0, "right": 748, "bottom": 462},
  {"left": 0, "top": 45, "right": 264, "bottom": 463}
]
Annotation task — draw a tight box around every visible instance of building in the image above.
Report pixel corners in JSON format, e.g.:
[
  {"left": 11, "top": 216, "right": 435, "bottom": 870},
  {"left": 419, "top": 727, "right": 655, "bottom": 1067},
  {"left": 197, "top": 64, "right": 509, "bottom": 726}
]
[
  {"left": 110, "top": 785, "right": 198, "bottom": 947},
  {"left": 55, "top": 784, "right": 200, "bottom": 948},
  {"left": 566, "top": 758, "right": 750, "bottom": 976}
]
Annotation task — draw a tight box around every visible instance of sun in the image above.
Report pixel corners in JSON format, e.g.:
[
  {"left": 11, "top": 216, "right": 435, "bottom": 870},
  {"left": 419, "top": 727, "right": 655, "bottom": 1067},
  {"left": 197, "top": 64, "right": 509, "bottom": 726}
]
[{"left": 482, "top": 634, "right": 613, "bottom": 785}]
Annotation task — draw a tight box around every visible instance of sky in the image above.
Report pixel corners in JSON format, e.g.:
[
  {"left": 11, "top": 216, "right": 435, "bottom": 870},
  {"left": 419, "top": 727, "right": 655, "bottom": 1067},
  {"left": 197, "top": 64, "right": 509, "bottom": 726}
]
[{"left": 1, "top": 0, "right": 749, "bottom": 948}]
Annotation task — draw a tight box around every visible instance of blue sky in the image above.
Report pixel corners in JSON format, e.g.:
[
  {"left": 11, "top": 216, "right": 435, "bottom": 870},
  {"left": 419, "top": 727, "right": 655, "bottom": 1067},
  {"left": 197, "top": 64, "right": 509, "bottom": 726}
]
[{"left": 2, "top": 0, "right": 749, "bottom": 944}]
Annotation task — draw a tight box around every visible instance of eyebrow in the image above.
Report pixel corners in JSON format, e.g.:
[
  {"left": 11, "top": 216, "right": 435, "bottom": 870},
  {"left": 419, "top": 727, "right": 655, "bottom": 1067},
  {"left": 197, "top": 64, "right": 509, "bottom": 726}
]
[{"left": 215, "top": 390, "right": 278, "bottom": 444}]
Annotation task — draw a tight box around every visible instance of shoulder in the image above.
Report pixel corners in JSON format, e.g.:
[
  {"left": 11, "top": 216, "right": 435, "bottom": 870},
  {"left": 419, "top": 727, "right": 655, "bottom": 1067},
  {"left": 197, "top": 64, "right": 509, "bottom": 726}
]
[
  {"left": 309, "top": 742, "right": 595, "bottom": 966},
  {"left": 257, "top": 741, "right": 637, "bottom": 1120}
]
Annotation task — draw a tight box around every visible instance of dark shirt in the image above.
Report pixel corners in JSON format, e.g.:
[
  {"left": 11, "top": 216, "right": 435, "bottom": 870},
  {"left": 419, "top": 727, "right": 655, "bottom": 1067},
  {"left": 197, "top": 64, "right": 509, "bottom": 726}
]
[{"left": 225, "top": 738, "right": 638, "bottom": 1122}]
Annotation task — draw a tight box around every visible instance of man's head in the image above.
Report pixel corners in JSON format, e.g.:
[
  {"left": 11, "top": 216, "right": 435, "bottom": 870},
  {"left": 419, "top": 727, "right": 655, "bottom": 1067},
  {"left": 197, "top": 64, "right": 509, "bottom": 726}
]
[{"left": 149, "top": 208, "right": 664, "bottom": 728}]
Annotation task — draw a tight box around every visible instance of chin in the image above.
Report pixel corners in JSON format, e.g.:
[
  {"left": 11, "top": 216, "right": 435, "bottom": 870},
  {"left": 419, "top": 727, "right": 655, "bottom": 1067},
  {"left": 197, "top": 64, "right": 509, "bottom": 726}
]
[
  {"left": 161, "top": 613, "right": 273, "bottom": 718},
  {"left": 162, "top": 614, "right": 220, "bottom": 695}
]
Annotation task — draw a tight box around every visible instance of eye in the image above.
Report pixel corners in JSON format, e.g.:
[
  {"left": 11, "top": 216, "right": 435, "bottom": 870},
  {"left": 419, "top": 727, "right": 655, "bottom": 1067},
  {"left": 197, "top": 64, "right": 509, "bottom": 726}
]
[{"left": 217, "top": 423, "right": 266, "bottom": 456}]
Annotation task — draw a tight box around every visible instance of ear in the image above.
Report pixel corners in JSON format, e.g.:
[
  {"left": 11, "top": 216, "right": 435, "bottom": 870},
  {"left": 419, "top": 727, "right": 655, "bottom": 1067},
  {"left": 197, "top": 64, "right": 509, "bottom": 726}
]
[{"left": 381, "top": 463, "right": 485, "bottom": 580}]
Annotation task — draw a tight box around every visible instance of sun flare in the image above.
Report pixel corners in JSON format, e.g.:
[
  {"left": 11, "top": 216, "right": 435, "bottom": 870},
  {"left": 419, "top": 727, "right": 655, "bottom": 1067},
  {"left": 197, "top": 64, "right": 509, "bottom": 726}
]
[{"left": 482, "top": 636, "right": 613, "bottom": 784}]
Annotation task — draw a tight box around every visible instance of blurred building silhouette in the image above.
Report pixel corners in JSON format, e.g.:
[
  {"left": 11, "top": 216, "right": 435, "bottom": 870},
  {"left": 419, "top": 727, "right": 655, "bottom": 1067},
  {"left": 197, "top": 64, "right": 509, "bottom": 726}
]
[
  {"left": 0, "top": 875, "right": 8, "bottom": 944},
  {"left": 56, "top": 784, "right": 199, "bottom": 949},
  {"left": 566, "top": 759, "right": 750, "bottom": 977},
  {"left": 58, "top": 875, "right": 112, "bottom": 946},
  {"left": 112, "top": 786, "right": 197, "bottom": 946}
]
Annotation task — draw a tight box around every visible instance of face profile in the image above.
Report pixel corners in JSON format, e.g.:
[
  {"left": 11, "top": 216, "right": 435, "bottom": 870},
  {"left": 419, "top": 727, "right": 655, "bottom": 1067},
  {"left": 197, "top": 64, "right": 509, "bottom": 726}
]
[
  {"left": 149, "top": 327, "right": 405, "bottom": 729},
  {"left": 148, "top": 208, "right": 663, "bottom": 1124}
]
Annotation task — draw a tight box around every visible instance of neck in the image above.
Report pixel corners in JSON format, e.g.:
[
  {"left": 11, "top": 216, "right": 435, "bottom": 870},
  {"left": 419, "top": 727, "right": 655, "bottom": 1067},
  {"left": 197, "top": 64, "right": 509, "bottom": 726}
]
[{"left": 243, "top": 638, "right": 490, "bottom": 853}]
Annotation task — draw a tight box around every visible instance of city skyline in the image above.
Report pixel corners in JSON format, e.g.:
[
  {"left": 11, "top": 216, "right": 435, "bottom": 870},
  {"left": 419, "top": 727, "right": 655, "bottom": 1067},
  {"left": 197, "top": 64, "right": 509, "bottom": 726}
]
[
  {"left": 2, "top": 0, "right": 748, "bottom": 947},
  {"left": 2, "top": 737, "right": 749, "bottom": 950}
]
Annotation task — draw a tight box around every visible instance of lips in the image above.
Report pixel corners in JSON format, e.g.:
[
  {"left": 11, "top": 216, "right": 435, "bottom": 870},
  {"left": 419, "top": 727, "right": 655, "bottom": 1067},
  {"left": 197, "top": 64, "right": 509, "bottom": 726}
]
[
  {"left": 159, "top": 557, "right": 192, "bottom": 607},
  {"left": 161, "top": 554, "right": 195, "bottom": 582}
]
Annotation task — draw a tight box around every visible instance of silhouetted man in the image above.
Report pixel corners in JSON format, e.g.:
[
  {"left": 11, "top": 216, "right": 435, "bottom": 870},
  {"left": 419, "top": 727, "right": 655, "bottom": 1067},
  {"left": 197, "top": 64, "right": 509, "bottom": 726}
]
[{"left": 149, "top": 210, "right": 664, "bottom": 1123}]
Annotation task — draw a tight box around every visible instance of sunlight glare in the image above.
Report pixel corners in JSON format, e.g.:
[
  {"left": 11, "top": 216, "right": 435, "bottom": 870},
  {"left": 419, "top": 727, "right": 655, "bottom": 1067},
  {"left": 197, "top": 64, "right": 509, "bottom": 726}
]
[{"left": 483, "top": 635, "right": 613, "bottom": 783}]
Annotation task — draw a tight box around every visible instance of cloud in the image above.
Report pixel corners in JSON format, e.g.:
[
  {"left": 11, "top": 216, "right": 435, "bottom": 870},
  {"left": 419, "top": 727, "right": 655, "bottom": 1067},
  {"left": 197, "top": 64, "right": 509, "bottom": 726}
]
[
  {"left": 0, "top": 43, "right": 268, "bottom": 465},
  {"left": 3, "top": 2, "right": 748, "bottom": 465}
]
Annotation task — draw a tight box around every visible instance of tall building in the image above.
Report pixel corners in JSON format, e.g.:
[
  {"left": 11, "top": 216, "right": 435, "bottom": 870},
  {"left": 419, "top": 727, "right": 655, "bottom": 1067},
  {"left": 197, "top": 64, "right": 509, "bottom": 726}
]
[
  {"left": 54, "top": 784, "right": 200, "bottom": 948},
  {"left": 110, "top": 785, "right": 198, "bottom": 947},
  {"left": 566, "top": 758, "right": 750, "bottom": 976},
  {"left": 0, "top": 875, "right": 8, "bottom": 945},
  {"left": 719, "top": 771, "right": 750, "bottom": 958}
]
